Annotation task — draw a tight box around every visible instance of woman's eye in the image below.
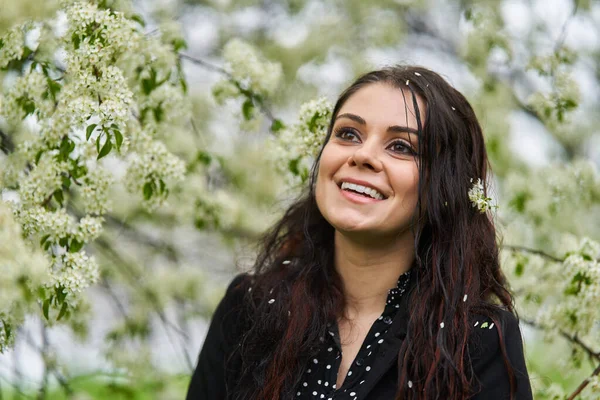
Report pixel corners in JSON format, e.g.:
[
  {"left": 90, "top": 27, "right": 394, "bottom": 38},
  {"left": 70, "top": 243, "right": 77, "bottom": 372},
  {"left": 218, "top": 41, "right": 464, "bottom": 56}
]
[
  {"left": 388, "top": 140, "right": 416, "bottom": 155},
  {"left": 334, "top": 128, "right": 360, "bottom": 142}
]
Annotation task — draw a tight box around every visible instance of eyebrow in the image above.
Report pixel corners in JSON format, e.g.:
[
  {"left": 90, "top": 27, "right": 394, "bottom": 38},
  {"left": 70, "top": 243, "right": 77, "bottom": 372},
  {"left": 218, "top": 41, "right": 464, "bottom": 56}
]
[{"left": 335, "top": 112, "right": 421, "bottom": 137}]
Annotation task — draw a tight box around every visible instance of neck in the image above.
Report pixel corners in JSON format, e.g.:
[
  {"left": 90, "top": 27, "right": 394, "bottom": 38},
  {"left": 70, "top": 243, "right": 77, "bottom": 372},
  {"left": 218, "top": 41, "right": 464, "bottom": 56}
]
[{"left": 334, "top": 230, "right": 415, "bottom": 320}]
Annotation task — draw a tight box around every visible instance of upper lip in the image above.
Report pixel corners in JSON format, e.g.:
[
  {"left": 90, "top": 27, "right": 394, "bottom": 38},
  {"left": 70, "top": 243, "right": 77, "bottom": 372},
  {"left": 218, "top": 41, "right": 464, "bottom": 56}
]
[{"left": 336, "top": 178, "right": 388, "bottom": 199}]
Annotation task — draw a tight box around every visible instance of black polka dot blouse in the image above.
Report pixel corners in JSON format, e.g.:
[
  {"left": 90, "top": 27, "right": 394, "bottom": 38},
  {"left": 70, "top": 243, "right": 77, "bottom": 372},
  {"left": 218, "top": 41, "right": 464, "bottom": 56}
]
[{"left": 294, "top": 270, "right": 412, "bottom": 400}]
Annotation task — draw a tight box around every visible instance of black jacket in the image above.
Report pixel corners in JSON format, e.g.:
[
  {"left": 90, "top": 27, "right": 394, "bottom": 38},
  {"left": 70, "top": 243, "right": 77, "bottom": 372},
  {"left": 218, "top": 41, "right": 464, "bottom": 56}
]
[{"left": 187, "top": 274, "right": 533, "bottom": 399}]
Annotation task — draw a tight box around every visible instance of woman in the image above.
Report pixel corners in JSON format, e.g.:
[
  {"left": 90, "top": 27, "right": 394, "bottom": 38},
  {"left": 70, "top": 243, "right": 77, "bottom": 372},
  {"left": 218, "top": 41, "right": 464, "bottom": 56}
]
[{"left": 186, "top": 65, "right": 533, "bottom": 399}]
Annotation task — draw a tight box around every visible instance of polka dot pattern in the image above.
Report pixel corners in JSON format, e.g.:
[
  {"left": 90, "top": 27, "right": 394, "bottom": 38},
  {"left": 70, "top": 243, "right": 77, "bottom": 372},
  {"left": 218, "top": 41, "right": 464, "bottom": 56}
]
[{"left": 293, "top": 270, "right": 411, "bottom": 399}]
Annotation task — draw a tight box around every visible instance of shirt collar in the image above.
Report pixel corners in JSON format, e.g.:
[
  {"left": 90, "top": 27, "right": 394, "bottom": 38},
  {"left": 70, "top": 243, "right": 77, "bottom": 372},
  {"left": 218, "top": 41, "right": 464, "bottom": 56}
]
[{"left": 385, "top": 269, "right": 412, "bottom": 308}]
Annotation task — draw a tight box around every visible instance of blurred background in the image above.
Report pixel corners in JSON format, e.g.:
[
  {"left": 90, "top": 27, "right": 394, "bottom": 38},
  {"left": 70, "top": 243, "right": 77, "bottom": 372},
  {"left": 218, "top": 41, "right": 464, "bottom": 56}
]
[{"left": 0, "top": 0, "right": 599, "bottom": 398}]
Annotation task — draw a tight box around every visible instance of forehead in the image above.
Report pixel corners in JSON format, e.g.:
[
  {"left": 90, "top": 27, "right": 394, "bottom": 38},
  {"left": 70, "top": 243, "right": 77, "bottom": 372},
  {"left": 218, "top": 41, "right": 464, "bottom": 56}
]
[{"left": 337, "top": 83, "right": 426, "bottom": 128}]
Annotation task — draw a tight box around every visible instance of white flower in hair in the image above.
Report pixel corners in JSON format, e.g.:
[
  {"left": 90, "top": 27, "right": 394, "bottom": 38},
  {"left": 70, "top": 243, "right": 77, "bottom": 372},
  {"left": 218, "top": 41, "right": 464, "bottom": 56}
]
[{"left": 468, "top": 178, "right": 496, "bottom": 213}]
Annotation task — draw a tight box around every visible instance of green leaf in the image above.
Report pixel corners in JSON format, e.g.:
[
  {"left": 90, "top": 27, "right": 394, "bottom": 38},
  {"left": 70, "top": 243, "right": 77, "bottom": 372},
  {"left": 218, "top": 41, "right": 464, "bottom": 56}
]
[
  {"left": 308, "top": 113, "right": 319, "bottom": 132},
  {"left": 59, "top": 137, "right": 74, "bottom": 161},
  {"left": 97, "top": 137, "right": 113, "bottom": 160},
  {"left": 242, "top": 99, "right": 254, "bottom": 121},
  {"left": 54, "top": 190, "right": 64, "bottom": 206},
  {"left": 35, "top": 150, "right": 43, "bottom": 164},
  {"left": 56, "top": 287, "right": 67, "bottom": 304},
  {"left": 141, "top": 68, "right": 158, "bottom": 95},
  {"left": 142, "top": 79, "right": 153, "bottom": 95},
  {"left": 69, "top": 239, "right": 84, "bottom": 253},
  {"left": 196, "top": 150, "right": 212, "bottom": 166},
  {"left": 172, "top": 38, "right": 187, "bottom": 52},
  {"left": 57, "top": 302, "right": 68, "bottom": 321},
  {"left": 143, "top": 181, "right": 153, "bottom": 200},
  {"left": 72, "top": 32, "right": 81, "bottom": 50},
  {"left": 43, "top": 298, "right": 51, "bottom": 320},
  {"left": 47, "top": 78, "right": 61, "bottom": 101},
  {"left": 40, "top": 234, "right": 51, "bottom": 247},
  {"left": 159, "top": 179, "right": 166, "bottom": 195},
  {"left": 153, "top": 105, "right": 164, "bottom": 122},
  {"left": 515, "top": 261, "right": 524, "bottom": 277},
  {"left": 62, "top": 175, "right": 72, "bottom": 189},
  {"left": 86, "top": 124, "right": 97, "bottom": 141},
  {"left": 130, "top": 14, "right": 146, "bottom": 27},
  {"left": 288, "top": 158, "right": 301, "bottom": 176},
  {"left": 113, "top": 129, "right": 123, "bottom": 151},
  {"left": 59, "top": 237, "right": 68, "bottom": 247},
  {"left": 464, "top": 8, "right": 473, "bottom": 21},
  {"left": 270, "top": 119, "right": 285, "bottom": 133}
]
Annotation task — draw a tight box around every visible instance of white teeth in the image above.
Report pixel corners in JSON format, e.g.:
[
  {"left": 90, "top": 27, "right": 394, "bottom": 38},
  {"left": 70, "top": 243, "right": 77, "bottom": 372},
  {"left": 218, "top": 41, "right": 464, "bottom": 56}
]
[{"left": 340, "top": 182, "right": 384, "bottom": 200}]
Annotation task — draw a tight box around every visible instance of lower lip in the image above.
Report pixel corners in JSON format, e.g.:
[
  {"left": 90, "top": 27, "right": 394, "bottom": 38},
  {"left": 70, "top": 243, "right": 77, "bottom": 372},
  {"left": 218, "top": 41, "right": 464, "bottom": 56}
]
[{"left": 339, "top": 186, "right": 385, "bottom": 204}]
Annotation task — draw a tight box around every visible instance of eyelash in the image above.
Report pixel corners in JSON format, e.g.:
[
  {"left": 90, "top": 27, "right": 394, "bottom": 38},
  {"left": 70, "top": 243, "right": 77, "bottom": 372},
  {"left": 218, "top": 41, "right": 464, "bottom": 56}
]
[{"left": 333, "top": 127, "right": 416, "bottom": 156}]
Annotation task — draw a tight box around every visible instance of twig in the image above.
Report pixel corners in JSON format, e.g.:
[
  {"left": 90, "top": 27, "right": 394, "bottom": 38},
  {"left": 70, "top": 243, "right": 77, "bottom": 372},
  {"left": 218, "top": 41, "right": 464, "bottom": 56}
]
[
  {"left": 37, "top": 323, "right": 49, "bottom": 400},
  {"left": 554, "top": 1, "right": 580, "bottom": 53},
  {"left": 179, "top": 53, "right": 229, "bottom": 75},
  {"left": 567, "top": 363, "right": 600, "bottom": 400},
  {"left": 179, "top": 53, "right": 278, "bottom": 124},
  {"left": 102, "top": 214, "right": 180, "bottom": 262},
  {"left": 93, "top": 237, "right": 192, "bottom": 347},
  {"left": 502, "top": 245, "right": 564, "bottom": 263},
  {"left": 12, "top": 329, "right": 23, "bottom": 400},
  {"left": 21, "top": 327, "right": 73, "bottom": 398}
]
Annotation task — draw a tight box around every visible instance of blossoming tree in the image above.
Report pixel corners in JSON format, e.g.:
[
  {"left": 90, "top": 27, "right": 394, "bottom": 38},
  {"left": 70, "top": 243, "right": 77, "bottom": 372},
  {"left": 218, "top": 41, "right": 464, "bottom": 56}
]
[{"left": 0, "top": 0, "right": 599, "bottom": 398}]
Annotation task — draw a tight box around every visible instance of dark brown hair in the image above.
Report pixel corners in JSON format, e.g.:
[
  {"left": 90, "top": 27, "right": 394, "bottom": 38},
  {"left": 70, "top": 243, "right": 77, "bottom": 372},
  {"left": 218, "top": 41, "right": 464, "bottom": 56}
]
[{"left": 231, "top": 65, "right": 516, "bottom": 399}]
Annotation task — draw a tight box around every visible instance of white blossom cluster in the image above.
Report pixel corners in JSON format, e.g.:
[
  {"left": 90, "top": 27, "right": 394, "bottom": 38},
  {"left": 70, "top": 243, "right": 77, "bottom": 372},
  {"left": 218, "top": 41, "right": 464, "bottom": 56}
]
[
  {"left": 504, "top": 160, "right": 600, "bottom": 227},
  {"left": 17, "top": 152, "right": 69, "bottom": 207},
  {"left": 0, "top": 24, "right": 26, "bottom": 69},
  {"left": 124, "top": 140, "right": 186, "bottom": 210},
  {"left": 0, "top": 0, "right": 189, "bottom": 351},
  {"left": 0, "top": 69, "right": 53, "bottom": 125},
  {"left": 528, "top": 71, "right": 581, "bottom": 127},
  {"left": 12, "top": 205, "right": 72, "bottom": 241},
  {"left": 80, "top": 166, "right": 114, "bottom": 215},
  {"left": 222, "top": 38, "right": 282, "bottom": 98},
  {"left": 65, "top": 1, "right": 139, "bottom": 70},
  {"left": 0, "top": 201, "right": 50, "bottom": 352},
  {"left": 73, "top": 215, "right": 104, "bottom": 242},
  {"left": 468, "top": 178, "right": 496, "bottom": 213},
  {"left": 11, "top": 203, "right": 103, "bottom": 245},
  {"left": 268, "top": 97, "right": 332, "bottom": 185},
  {"left": 537, "top": 238, "right": 600, "bottom": 333},
  {"left": 51, "top": 251, "right": 100, "bottom": 297},
  {"left": 212, "top": 39, "right": 282, "bottom": 132},
  {"left": 138, "top": 83, "right": 190, "bottom": 127},
  {"left": 59, "top": 65, "right": 133, "bottom": 132}
]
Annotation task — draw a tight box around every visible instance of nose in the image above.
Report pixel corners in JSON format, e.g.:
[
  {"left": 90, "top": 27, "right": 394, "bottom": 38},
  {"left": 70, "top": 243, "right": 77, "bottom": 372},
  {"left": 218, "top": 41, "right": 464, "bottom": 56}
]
[{"left": 348, "top": 140, "right": 383, "bottom": 172}]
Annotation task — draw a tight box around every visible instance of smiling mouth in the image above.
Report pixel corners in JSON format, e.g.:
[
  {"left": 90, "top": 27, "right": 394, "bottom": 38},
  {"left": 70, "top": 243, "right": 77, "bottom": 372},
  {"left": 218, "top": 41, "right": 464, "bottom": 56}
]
[{"left": 337, "top": 182, "right": 387, "bottom": 200}]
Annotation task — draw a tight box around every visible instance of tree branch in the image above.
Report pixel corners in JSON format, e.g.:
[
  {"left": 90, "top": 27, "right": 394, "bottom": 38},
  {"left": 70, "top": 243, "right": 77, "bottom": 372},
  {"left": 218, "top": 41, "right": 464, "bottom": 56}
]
[
  {"left": 502, "top": 245, "right": 564, "bottom": 263},
  {"left": 567, "top": 362, "right": 600, "bottom": 400},
  {"left": 179, "top": 53, "right": 278, "bottom": 124}
]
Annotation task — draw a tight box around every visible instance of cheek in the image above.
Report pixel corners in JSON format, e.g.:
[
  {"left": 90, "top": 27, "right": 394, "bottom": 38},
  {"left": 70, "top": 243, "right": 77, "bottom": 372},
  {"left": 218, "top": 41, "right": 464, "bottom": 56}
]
[{"left": 392, "top": 166, "right": 420, "bottom": 208}]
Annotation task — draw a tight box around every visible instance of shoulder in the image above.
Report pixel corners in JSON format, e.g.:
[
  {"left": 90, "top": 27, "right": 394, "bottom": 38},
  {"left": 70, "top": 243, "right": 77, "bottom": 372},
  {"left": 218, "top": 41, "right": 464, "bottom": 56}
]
[
  {"left": 209, "top": 273, "right": 253, "bottom": 348},
  {"left": 467, "top": 308, "right": 533, "bottom": 399},
  {"left": 468, "top": 308, "right": 524, "bottom": 367},
  {"left": 469, "top": 308, "right": 521, "bottom": 353}
]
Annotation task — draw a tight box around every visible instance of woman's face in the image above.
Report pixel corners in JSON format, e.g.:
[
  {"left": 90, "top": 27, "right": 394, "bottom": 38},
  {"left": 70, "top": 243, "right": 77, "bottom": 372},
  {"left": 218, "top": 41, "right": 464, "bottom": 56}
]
[{"left": 315, "top": 82, "right": 425, "bottom": 242}]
